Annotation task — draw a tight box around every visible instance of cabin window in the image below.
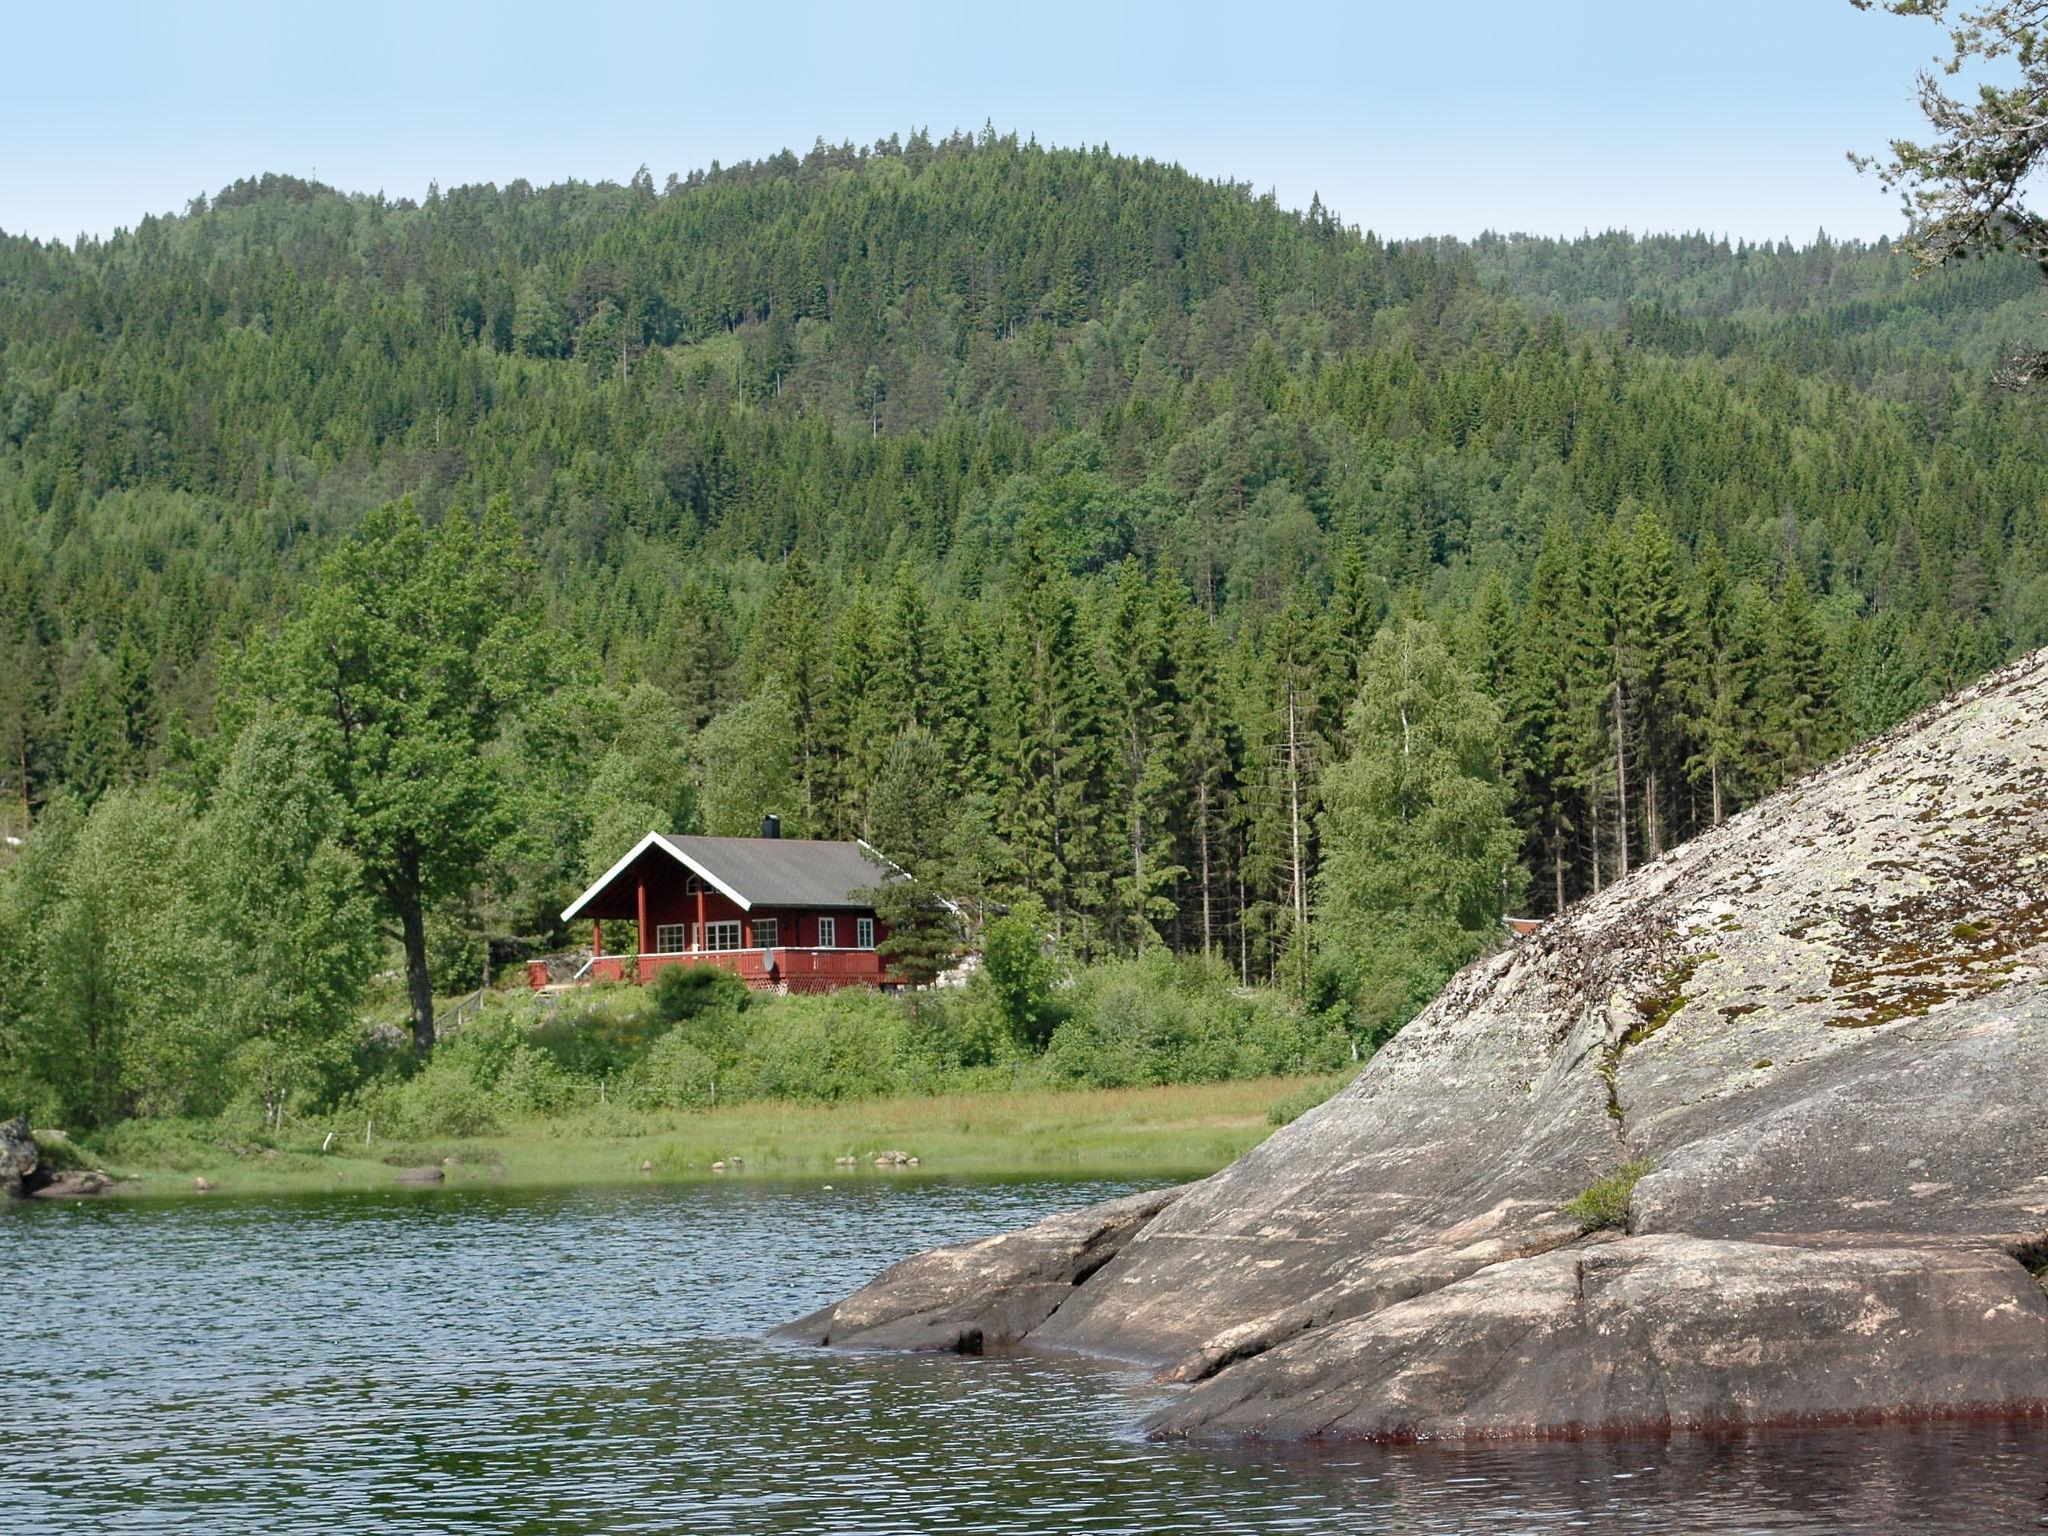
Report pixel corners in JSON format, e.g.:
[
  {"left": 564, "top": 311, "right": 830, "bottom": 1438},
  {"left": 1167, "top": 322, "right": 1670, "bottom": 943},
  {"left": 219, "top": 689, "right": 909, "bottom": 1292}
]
[
  {"left": 654, "top": 924, "right": 689, "bottom": 954},
  {"left": 702, "top": 921, "right": 742, "bottom": 952},
  {"left": 817, "top": 916, "right": 837, "bottom": 948},
  {"left": 856, "top": 917, "right": 875, "bottom": 949},
  {"left": 750, "top": 918, "right": 779, "bottom": 949}
]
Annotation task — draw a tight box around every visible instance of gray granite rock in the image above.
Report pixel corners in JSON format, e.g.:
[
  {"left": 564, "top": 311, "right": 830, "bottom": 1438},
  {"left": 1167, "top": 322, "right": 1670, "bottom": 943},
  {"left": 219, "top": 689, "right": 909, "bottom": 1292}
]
[
  {"left": 0, "top": 1114, "right": 37, "bottom": 1199},
  {"left": 787, "top": 650, "right": 2048, "bottom": 1439},
  {"left": 775, "top": 1184, "right": 1187, "bottom": 1353},
  {"left": 1155, "top": 1235, "right": 2048, "bottom": 1440}
]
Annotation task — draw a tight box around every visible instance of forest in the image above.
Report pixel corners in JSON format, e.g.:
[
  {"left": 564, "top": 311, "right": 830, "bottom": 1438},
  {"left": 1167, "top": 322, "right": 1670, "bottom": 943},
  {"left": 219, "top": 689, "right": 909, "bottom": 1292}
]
[{"left": 3, "top": 129, "right": 2046, "bottom": 1133}]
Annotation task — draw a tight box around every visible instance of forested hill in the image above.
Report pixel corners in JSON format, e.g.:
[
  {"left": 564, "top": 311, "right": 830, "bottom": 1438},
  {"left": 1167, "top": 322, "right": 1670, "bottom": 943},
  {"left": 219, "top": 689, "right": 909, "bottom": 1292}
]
[{"left": 3, "top": 131, "right": 2047, "bottom": 1022}]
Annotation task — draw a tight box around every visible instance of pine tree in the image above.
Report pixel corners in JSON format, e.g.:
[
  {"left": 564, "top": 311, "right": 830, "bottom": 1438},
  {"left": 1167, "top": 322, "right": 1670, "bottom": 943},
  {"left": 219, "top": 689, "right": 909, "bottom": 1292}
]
[
  {"left": 1163, "top": 587, "right": 1242, "bottom": 958},
  {"left": 993, "top": 519, "right": 1113, "bottom": 949},
  {"left": 1625, "top": 508, "right": 1697, "bottom": 856},
  {"left": 1507, "top": 518, "right": 1597, "bottom": 912},
  {"left": 1768, "top": 567, "right": 1839, "bottom": 778},
  {"left": 1099, "top": 564, "right": 1188, "bottom": 951}
]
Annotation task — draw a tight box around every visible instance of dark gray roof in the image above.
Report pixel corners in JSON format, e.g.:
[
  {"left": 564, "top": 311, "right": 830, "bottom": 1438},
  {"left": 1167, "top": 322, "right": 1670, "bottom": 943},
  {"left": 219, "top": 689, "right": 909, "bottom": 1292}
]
[{"left": 659, "top": 835, "right": 894, "bottom": 910}]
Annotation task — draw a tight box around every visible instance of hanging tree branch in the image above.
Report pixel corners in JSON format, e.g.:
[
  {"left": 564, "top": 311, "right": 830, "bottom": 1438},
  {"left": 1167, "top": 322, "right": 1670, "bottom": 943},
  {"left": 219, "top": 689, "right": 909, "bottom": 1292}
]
[{"left": 1855, "top": 1, "right": 2048, "bottom": 380}]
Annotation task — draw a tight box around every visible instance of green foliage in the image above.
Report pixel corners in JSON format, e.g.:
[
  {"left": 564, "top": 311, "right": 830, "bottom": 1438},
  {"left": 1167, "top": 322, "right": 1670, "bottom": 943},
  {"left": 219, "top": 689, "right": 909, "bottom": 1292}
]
[
  {"left": 721, "top": 991, "right": 910, "bottom": 1103},
  {"left": 245, "top": 499, "right": 554, "bottom": 1052},
  {"left": 1568, "top": 1159, "right": 1655, "bottom": 1232},
  {"left": 979, "top": 898, "right": 1060, "bottom": 1047},
  {"left": 621, "top": 1030, "right": 719, "bottom": 1110},
  {"left": 1045, "top": 950, "right": 1352, "bottom": 1089},
  {"left": 693, "top": 678, "right": 806, "bottom": 837},
  {"left": 1316, "top": 620, "right": 1524, "bottom": 1040},
  {"left": 1267, "top": 1075, "right": 1354, "bottom": 1127},
  {"left": 580, "top": 684, "right": 697, "bottom": 878},
  {"left": 5, "top": 137, "right": 2045, "bottom": 1132},
  {"left": 647, "top": 964, "right": 751, "bottom": 1029}
]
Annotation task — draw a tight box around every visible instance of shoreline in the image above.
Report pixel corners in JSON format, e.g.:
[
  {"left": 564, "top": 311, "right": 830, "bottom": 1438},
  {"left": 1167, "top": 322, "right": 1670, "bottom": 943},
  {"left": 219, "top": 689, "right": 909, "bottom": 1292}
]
[{"left": 31, "top": 1074, "right": 1344, "bottom": 1202}]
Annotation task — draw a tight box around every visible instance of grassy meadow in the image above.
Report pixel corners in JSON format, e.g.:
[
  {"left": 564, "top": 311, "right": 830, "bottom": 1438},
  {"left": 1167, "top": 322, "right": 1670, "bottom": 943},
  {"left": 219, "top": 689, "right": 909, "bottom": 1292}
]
[{"left": 66, "top": 1072, "right": 1352, "bottom": 1199}]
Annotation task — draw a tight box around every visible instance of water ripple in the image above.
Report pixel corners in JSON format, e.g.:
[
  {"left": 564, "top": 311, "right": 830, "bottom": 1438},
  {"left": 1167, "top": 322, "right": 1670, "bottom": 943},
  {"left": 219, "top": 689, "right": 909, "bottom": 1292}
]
[{"left": 4, "top": 1179, "right": 2044, "bottom": 1534}]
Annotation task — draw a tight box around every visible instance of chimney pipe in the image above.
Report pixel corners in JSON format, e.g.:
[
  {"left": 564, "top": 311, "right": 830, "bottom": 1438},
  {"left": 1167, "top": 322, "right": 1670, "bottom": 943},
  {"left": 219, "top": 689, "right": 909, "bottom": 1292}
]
[{"left": 761, "top": 814, "right": 781, "bottom": 840}]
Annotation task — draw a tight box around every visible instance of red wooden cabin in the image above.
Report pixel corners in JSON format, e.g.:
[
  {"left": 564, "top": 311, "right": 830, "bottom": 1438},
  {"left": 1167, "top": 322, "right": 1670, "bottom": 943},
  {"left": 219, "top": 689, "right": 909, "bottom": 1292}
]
[{"left": 536, "top": 822, "right": 898, "bottom": 993}]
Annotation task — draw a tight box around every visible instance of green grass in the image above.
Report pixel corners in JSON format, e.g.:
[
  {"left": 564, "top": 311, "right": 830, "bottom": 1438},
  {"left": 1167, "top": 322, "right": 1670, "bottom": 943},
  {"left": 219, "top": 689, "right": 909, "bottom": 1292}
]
[
  {"left": 1567, "top": 1159, "right": 1654, "bottom": 1232},
  {"left": 67, "top": 1074, "right": 1350, "bottom": 1199}
]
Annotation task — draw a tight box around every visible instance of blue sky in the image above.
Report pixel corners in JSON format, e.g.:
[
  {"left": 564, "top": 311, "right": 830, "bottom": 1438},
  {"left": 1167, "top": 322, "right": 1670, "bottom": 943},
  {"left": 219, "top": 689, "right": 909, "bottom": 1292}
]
[{"left": 3, "top": 1, "right": 1949, "bottom": 245}]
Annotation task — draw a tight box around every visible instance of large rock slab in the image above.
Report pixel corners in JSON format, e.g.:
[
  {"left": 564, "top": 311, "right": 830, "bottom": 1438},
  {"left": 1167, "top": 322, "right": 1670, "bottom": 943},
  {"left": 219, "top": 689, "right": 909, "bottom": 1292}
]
[
  {"left": 787, "top": 651, "right": 2048, "bottom": 1439},
  {"left": 776, "top": 1185, "right": 1186, "bottom": 1353},
  {"left": 1154, "top": 1235, "right": 2048, "bottom": 1440}
]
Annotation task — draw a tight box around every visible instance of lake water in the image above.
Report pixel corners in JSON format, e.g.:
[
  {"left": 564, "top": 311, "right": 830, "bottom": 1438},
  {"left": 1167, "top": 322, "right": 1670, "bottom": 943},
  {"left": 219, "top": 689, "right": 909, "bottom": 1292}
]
[{"left": 6, "top": 1176, "right": 2044, "bottom": 1534}]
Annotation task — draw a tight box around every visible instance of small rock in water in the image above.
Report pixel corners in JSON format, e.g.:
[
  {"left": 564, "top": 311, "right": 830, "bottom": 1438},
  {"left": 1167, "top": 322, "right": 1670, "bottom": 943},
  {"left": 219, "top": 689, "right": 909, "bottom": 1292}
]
[
  {"left": 873, "top": 1149, "right": 912, "bottom": 1167},
  {"left": 906, "top": 1157, "right": 920, "bottom": 1167},
  {"left": 0, "top": 1114, "right": 38, "bottom": 1200},
  {"left": 395, "top": 1166, "right": 445, "bottom": 1185},
  {"left": 711, "top": 1160, "right": 727, "bottom": 1172},
  {"left": 194, "top": 1176, "right": 212, "bottom": 1193},
  {"left": 30, "top": 1169, "right": 112, "bottom": 1199}
]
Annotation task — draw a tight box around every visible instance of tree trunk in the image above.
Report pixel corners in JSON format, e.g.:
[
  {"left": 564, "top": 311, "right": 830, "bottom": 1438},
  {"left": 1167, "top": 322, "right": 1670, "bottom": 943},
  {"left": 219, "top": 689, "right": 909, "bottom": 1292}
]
[
  {"left": 1196, "top": 779, "right": 1214, "bottom": 956},
  {"left": 1589, "top": 780, "right": 1603, "bottom": 895},
  {"left": 1286, "top": 687, "right": 1307, "bottom": 945},
  {"left": 399, "top": 893, "right": 436, "bottom": 1054},
  {"left": 1612, "top": 677, "right": 1631, "bottom": 883}
]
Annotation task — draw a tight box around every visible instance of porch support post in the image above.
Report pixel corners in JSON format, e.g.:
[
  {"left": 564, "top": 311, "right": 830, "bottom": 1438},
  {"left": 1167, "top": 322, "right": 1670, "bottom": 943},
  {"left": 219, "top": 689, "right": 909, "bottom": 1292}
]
[
  {"left": 695, "top": 884, "right": 706, "bottom": 953},
  {"left": 637, "top": 871, "right": 650, "bottom": 983},
  {"left": 592, "top": 919, "right": 602, "bottom": 956}
]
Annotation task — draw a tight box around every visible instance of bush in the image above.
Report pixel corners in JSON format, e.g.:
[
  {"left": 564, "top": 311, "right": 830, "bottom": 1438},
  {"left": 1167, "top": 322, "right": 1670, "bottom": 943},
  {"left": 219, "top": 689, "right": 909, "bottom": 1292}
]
[
  {"left": 495, "top": 1043, "right": 579, "bottom": 1114},
  {"left": 723, "top": 992, "right": 909, "bottom": 1102},
  {"left": 360, "top": 1054, "right": 503, "bottom": 1138},
  {"left": 900, "top": 990, "right": 1016, "bottom": 1078},
  {"left": 1568, "top": 1159, "right": 1654, "bottom": 1232},
  {"left": 1267, "top": 1075, "right": 1353, "bottom": 1126},
  {"left": 622, "top": 1031, "right": 718, "bottom": 1109},
  {"left": 649, "top": 964, "right": 751, "bottom": 1028},
  {"left": 1046, "top": 951, "right": 1351, "bottom": 1089},
  {"left": 529, "top": 993, "right": 663, "bottom": 1079}
]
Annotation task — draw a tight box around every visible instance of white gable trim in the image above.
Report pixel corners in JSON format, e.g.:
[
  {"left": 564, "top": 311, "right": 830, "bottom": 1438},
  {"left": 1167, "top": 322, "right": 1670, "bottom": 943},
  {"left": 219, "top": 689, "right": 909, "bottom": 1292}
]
[
  {"left": 560, "top": 832, "right": 752, "bottom": 923},
  {"left": 855, "top": 838, "right": 962, "bottom": 916}
]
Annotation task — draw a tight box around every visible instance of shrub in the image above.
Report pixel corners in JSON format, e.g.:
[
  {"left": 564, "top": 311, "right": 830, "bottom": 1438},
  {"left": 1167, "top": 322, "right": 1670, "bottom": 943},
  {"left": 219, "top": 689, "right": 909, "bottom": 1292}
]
[
  {"left": 1568, "top": 1159, "right": 1654, "bottom": 1232},
  {"left": 649, "top": 964, "right": 751, "bottom": 1028},
  {"left": 355, "top": 1054, "right": 502, "bottom": 1139},
  {"left": 530, "top": 994, "right": 662, "bottom": 1079},
  {"left": 494, "top": 1043, "right": 579, "bottom": 1115},
  {"left": 1267, "top": 1075, "right": 1353, "bottom": 1127},
  {"left": 980, "top": 899, "right": 1060, "bottom": 1047},
  {"left": 724, "top": 992, "right": 909, "bottom": 1102},
  {"left": 1046, "top": 951, "right": 1346, "bottom": 1089},
  {"left": 621, "top": 1031, "right": 719, "bottom": 1110}
]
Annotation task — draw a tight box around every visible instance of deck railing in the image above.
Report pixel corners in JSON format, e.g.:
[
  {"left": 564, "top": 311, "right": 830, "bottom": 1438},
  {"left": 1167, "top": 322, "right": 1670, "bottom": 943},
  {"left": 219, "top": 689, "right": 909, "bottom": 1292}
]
[{"left": 536, "top": 945, "right": 889, "bottom": 992}]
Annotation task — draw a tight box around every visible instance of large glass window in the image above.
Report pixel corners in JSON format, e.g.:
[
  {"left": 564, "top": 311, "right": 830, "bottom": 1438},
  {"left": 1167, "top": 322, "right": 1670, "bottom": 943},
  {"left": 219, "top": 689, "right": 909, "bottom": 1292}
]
[
  {"left": 856, "top": 917, "right": 875, "bottom": 949},
  {"left": 817, "top": 916, "right": 837, "bottom": 948},
  {"left": 654, "top": 924, "right": 689, "bottom": 954},
  {"left": 702, "top": 921, "right": 742, "bottom": 952},
  {"left": 750, "top": 918, "right": 779, "bottom": 949}
]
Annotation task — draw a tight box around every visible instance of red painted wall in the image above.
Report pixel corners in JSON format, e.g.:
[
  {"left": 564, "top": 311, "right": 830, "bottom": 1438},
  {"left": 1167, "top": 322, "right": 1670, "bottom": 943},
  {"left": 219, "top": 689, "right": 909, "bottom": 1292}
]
[{"left": 611, "top": 858, "right": 889, "bottom": 956}]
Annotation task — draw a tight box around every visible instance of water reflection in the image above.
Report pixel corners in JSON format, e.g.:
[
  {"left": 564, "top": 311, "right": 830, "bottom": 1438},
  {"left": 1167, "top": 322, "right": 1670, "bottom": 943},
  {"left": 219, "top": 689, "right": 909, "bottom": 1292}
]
[{"left": 6, "top": 1179, "right": 2044, "bottom": 1533}]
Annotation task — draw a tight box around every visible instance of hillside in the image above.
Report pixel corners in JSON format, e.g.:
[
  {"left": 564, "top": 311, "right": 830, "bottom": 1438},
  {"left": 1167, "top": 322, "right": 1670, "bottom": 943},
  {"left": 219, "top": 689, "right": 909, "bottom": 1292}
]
[
  {"left": 786, "top": 649, "right": 2048, "bottom": 1439},
  {"left": 3, "top": 133, "right": 2048, "bottom": 1047}
]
